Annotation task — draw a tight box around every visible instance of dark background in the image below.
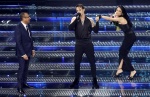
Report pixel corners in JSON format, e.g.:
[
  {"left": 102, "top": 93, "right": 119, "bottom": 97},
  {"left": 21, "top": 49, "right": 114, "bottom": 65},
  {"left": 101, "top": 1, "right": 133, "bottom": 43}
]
[{"left": 0, "top": 0, "right": 150, "bottom": 6}]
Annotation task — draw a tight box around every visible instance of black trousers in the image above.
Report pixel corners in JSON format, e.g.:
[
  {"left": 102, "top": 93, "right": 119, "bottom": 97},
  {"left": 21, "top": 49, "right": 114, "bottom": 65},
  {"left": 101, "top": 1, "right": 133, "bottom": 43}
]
[
  {"left": 119, "top": 33, "right": 136, "bottom": 72},
  {"left": 17, "top": 56, "right": 30, "bottom": 88},
  {"left": 74, "top": 40, "right": 96, "bottom": 78}
]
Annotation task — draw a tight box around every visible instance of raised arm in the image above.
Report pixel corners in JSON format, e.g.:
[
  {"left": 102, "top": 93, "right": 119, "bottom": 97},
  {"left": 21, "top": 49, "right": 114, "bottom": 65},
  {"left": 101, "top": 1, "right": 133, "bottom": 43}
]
[
  {"left": 68, "top": 17, "right": 77, "bottom": 31},
  {"left": 100, "top": 15, "right": 122, "bottom": 23}
]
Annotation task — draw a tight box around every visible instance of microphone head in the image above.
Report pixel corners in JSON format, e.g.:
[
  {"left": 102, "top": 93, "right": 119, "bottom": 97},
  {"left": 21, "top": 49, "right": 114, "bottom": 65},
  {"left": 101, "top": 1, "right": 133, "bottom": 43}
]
[{"left": 74, "top": 13, "right": 81, "bottom": 16}]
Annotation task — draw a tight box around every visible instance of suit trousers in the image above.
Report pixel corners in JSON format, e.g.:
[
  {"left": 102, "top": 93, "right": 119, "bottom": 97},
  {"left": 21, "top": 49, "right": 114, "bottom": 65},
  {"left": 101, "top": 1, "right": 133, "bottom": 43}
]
[{"left": 17, "top": 56, "right": 30, "bottom": 88}]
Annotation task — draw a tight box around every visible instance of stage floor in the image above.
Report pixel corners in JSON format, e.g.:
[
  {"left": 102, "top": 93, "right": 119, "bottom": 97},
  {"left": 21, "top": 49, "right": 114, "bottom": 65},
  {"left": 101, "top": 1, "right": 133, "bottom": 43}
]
[{"left": 0, "top": 78, "right": 149, "bottom": 97}]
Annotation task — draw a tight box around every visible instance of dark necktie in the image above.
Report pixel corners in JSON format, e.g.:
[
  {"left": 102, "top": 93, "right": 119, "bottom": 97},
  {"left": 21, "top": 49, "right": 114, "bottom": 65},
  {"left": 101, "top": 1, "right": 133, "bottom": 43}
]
[{"left": 26, "top": 25, "right": 31, "bottom": 37}]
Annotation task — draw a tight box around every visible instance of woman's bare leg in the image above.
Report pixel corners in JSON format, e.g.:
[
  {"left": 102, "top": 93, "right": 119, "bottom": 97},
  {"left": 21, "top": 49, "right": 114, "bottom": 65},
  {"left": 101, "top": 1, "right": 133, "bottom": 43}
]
[
  {"left": 116, "top": 59, "right": 123, "bottom": 75},
  {"left": 130, "top": 70, "right": 136, "bottom": 77}
]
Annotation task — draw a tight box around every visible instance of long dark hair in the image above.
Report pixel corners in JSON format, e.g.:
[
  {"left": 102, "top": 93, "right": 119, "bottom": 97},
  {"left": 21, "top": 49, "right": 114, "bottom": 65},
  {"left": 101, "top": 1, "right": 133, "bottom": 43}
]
[{"left": 116, "top": 5, "right": 132, "bottom": 28}]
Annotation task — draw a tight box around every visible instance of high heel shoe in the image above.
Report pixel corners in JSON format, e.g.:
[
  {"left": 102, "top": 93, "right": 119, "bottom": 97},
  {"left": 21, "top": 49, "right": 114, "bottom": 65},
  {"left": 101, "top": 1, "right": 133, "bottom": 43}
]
[
  {"left": 128, "top": 70, "right": 136, "bottom": 80},
  {"left": 70, "top": 78, "right": 79, "bottom": 89},
  {"left": 92, "top": 78, "right": 99, "bottom": 89},
  {"left": 113, "top": 69, "right": 123, "bottom": 78}
]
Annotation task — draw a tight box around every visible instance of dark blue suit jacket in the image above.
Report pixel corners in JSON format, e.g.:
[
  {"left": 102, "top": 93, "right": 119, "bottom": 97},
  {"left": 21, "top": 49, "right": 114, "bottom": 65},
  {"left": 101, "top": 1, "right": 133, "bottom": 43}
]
[{"left": 14, "top": 22, "right": 34, "bottom": 57}]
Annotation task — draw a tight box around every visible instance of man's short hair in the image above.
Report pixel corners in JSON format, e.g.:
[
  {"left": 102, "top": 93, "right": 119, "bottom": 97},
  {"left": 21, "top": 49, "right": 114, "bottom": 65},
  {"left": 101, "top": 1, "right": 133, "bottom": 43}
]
[
  {"left": 76, "top": 4, "right": 85, "bottom": 9},
  {"left": 20, "top": 12, "right": 29, "bottom": 20}
]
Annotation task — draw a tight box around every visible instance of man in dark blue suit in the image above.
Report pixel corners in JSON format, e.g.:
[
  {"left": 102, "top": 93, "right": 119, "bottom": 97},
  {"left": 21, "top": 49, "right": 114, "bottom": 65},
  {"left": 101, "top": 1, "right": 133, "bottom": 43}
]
[{"left": 14, "top": 12, "right": 35, "bottom": 94}]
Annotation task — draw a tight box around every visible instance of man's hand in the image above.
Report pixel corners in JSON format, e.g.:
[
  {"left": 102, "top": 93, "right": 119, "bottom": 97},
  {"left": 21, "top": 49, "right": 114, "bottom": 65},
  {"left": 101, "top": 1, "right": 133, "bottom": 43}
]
[
  {"left": 70, "top": 17, "right": 76, "bottom": 24},
  {"left": 95, "top": 16, "right": 100, "bottom": 22},
  {"left": 32, "top": 50, "right": 35, "bottom": 57},
  {"left": 22, "top": 54, "right": 28, "bottom": 60},
  {"left": 95, "top": 15, "right": 101, "bottom": 22}
]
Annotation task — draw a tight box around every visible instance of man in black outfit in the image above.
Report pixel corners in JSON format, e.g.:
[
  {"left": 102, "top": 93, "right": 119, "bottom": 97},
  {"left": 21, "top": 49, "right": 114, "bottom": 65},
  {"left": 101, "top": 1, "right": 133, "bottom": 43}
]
[
  {"left": 14, "top": 12, "right": 35, "bottom": 94},
  {"left": 69, "top": 4, "right": 100, "bottom": 89}
]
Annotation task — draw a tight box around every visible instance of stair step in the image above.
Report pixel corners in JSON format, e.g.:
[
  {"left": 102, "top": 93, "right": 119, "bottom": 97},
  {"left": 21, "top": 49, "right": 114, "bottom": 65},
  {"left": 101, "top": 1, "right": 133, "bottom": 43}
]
[
  {"left": 0, "top": 51, "right": 149, "bottom": 58},
  {"left": 0, "top": 77, "right": 148, "bottom": 83},
  {"left": 0, "top": 63, "right": 149, "bottom": 70},
  {"left": 0, "top": 88, "right": 149, "bottom": 96}
]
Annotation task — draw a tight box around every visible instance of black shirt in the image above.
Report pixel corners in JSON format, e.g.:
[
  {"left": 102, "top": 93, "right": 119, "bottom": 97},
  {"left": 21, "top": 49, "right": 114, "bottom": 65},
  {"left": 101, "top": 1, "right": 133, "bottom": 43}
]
[
  {"left": 118, "top": 24, "right": 134, "bottom": 34},
  {"left": 69, "top": 16, "right": 99, "bottom": 40}
]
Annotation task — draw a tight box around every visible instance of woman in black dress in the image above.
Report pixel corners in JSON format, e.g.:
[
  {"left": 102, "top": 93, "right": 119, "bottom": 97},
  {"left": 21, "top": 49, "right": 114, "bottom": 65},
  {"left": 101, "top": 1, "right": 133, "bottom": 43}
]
[{"left": 99, "top": 5, "right": 136, "bottom": 80}]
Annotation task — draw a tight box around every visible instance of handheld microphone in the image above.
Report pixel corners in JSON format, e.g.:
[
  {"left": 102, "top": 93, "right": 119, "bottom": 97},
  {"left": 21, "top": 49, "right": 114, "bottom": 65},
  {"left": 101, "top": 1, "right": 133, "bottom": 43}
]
[
  {"left": 96, "top": 15, "right": 101, "bottom": 19},
  {"left": 110, "top": 16, "right": 114, "bottom": 24},
  {"left": 74, "top": 13, "right": 81, "bottom": 21}
]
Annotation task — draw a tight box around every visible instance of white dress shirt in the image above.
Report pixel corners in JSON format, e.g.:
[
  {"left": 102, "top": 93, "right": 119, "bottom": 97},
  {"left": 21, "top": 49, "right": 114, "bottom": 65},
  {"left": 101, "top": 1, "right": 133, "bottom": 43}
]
[{"left": 21, "top": 21, "right": 31, "bottom": 37}]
